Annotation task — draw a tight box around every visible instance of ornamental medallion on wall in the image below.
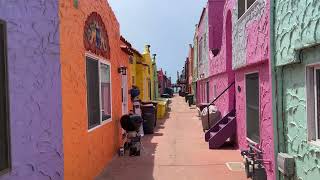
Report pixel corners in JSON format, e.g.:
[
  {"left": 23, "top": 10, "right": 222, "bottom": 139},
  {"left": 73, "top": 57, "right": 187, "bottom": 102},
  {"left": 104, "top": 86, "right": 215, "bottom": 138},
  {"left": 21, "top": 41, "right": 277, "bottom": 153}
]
[{"left": 84, "top": 12, "right": 110, "bottom": 59}]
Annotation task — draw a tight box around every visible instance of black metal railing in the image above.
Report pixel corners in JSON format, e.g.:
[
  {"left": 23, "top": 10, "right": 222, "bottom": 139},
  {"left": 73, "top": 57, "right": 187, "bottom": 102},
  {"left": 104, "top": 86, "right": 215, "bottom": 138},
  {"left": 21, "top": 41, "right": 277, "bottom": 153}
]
[{"left": 206, "top": 81, "right": 235, "bottom": 130}]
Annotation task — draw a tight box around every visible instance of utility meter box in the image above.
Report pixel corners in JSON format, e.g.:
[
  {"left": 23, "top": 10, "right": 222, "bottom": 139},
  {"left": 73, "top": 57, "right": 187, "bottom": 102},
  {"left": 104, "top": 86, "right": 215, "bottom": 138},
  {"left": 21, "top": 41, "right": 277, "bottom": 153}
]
[{"left": 278, "top": 153, "right": 295, "bottom": 177}]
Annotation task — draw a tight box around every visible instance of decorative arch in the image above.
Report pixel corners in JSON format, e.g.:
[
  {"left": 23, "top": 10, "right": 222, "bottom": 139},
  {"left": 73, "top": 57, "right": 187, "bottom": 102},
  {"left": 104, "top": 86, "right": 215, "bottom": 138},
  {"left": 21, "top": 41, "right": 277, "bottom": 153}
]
[{"left": 84, "top": 12, "right": 110, "bottom": 59}]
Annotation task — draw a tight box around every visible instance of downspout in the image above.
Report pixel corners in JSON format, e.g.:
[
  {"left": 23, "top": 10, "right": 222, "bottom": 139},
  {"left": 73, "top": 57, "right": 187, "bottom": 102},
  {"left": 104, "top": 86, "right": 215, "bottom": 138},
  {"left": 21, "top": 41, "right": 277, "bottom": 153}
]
[{"left": 271, "top": 0, "right": 287, "bottom": 179}]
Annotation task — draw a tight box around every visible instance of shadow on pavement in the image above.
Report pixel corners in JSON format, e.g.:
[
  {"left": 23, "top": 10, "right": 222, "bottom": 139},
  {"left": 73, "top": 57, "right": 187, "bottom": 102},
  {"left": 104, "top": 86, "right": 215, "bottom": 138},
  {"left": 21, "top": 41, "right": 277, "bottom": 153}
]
[{"left": 96, "top": 104, "right": 172, "bottom": 180}]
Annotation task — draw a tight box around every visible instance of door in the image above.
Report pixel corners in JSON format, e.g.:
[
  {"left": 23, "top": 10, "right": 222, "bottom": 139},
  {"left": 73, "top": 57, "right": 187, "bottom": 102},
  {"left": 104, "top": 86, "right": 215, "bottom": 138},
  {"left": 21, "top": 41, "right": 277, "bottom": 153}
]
[
  {"left": 246, "top": 73, "right": 260, "bottom": 143},
  {"left": 121, "top": 74, "right": 128, "bottom": 115}
]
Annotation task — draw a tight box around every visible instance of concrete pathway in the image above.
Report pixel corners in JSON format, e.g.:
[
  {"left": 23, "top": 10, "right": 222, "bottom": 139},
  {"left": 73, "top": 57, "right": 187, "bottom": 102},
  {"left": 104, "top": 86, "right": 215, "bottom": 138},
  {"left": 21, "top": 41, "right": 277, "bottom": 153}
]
[{"left": 97, "top": 96, "right": 246, "bottom": 180}]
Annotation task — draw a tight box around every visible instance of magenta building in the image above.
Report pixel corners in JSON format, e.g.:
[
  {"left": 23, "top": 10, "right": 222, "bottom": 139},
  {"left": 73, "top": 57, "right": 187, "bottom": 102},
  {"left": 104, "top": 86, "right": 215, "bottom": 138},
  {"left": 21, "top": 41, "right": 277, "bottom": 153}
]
[{"left": 196, "top": 0, "right": 276, "bottom": 179}]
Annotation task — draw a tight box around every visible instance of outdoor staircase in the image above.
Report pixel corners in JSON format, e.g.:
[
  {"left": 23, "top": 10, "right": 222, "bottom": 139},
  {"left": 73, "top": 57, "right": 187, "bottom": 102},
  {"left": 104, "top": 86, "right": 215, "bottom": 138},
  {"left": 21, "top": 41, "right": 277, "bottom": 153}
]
[{"left": 205, "top": 110, "right": 236, "bottom": 149}]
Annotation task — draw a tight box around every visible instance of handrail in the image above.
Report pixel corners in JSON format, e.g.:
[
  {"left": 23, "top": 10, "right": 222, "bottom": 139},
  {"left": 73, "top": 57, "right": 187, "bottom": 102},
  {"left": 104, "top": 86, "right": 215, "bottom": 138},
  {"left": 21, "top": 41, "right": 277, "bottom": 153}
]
[{"left": 207, "top": 81, "right": 235, "bottom": 130}]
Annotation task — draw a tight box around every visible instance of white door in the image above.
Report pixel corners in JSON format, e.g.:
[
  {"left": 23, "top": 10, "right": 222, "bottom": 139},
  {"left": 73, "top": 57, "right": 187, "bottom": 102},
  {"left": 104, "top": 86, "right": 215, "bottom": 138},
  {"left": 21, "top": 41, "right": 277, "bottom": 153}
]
[{"left": 121, "top": 74, "right": 128, "bottom": 115}]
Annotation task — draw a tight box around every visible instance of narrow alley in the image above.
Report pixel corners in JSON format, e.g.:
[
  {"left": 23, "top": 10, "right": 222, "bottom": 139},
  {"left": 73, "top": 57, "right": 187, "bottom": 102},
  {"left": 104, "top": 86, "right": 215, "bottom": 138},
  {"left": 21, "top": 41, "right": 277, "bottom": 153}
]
[{"left": 97, "top": 96, "right": 246, "bottom": 180}]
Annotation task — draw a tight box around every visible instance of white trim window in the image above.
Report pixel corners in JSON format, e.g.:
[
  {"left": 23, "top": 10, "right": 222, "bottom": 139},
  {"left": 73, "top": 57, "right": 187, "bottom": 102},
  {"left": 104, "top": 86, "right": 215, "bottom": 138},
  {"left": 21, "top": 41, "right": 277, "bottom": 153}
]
[
  {"left": 238, "top": 0, "right": 256, "bottom": 18},
  {"left": 307, "top": 65, "right": 320, "bottom": 143},
  {"left": 316, "top": 68, "right": 320, "bottom": 139},
  {"left": 86, "top": 55, "right": 112, "bottom": 130}
]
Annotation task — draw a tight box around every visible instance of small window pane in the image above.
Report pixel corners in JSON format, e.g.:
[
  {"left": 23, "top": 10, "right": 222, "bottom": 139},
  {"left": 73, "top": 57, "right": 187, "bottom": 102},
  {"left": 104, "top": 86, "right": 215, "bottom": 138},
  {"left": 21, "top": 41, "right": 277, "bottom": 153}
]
[
  {"left": 238, "top": 0, "right": 245, "bottom": 18},
  {"left": 86, "top": 57, "right": 101, "bottom": 129},
  {"left": 100, "top": 63, "right": 111, "bottom": 121},
  {"left": 316, "top": 69, "right": 320, "bottom": 139},
  {"left": 247, "top": 0, "right": 256, "bottom": 9}
]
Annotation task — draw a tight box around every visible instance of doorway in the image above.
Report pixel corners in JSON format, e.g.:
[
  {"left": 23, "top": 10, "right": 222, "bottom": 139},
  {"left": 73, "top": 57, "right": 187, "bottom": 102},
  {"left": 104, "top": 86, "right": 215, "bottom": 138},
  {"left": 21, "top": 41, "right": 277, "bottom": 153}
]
[
  {"left": 245, "top": 73, "right": 260, "bottom": 143},
  {"left": 121, "top": 74, "right": 128, "bottom": 115}
]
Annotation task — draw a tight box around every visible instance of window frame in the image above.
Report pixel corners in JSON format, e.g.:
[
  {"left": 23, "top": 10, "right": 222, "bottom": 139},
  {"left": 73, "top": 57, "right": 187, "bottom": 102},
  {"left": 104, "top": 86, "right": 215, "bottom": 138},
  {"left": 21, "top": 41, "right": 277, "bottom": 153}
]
[
  {"left": 0, "top": 19, "right": 11, "bottom": 176},
  {"left": 307, "top": 64, "right": 320, "bottom": 145},
  {"left": 238, "top": 0, "right": 257, "bottom": 19},
  {"left": 245, "top": 72, "right": 260, "bottom": 144},
  {"left": 85, "top": 53, "right": 113, "bottom": 132},
  {"left": 315, "top": 67, "right": 320, "bottom": 140}
]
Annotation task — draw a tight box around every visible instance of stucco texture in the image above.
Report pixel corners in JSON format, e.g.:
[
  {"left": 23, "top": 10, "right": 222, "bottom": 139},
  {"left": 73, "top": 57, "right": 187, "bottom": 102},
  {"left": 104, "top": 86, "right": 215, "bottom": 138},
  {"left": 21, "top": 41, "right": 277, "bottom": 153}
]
[
  {"left": 0, "top": 1, "right": 64, "bottom": 180},
  {"left": 198, "top": 8, "right": 209, "bottom": 79},
  {"left": 235, "top": 63, "right": 275, "bottom": 179},
  {"left": 275, "top": 0, "right": 320, "bottom": 66},
  {"left": 231, "top": 0, "right": 275, "bottom": 179},
  {"left": 276, "top": 46, "right": 320, "bottom": 180},
  {"left": 206, "top": 0, "right": 235, "bottom": 115},
  {"left": 274, "top": 0, "right": 320, "bottom": 179},
  {"left": 204, "top": 0, "right": 275, "bottom": 179},
  {"left": 59, "top": 1, "right": 122, "bottom": 179}
]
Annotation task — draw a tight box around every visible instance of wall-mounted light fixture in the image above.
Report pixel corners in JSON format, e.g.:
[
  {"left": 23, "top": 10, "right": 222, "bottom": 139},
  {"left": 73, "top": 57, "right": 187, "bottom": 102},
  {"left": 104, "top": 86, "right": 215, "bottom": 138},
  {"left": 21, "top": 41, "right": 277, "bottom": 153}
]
[{"left": 118, "top": 66, "right": 127, "bottom": 75}]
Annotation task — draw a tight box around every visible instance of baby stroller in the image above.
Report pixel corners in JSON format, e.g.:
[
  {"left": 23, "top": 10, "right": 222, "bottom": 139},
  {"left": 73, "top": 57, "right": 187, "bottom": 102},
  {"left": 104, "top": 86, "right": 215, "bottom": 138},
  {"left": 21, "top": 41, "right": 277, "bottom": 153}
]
[{"left": 119, "top": 114, "right": 143, "bottom": 156}]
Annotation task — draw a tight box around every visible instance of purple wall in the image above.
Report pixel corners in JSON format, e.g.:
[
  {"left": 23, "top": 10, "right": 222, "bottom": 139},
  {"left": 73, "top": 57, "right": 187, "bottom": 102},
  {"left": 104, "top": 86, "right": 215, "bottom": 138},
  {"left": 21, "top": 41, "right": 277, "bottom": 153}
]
[{"left": 0, "top": 1, "right": 63, "bottom": 180}]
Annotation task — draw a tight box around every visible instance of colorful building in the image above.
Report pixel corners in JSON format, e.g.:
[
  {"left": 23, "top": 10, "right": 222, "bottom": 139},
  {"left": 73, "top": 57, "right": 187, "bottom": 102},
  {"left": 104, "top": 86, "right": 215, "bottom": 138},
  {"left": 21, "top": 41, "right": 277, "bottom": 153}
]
[
  {"left": 129, "top": 47, "right": 142, "bottom": 88},
  {"left": 196, "top": 7, "right": 210, "bottom": 103},
  {"left": 273, "top": 0, "right": 320, "bottom": 179},
  {"left": 135, "top": 45, "right": 153, "bottom": 102},
  {"left": 158, "top": 69, "right": 172, "bottom": 96},
  {"left": 152, "top": 54, "right": 159, "bottom": 99},
  {"left": 187, "top": 44, "right": 194, "bottom": 94},
  {"left": 0, "top": 2, "right": 63, "bottom": 179},
  {"left": 231, "top": 0, "right": 275, "bottom": 178},
  {"left": 192, "top": 31, "right": 199, "bottom": 103},
  {"left": 0, "top": 1, "right": 135, "bottom": 180},
  {"left": 194, "top": 0, "right": 276, "bottom": 179},
  {"left": 60, "top": 1, "right": 128, "bottom": 179}
]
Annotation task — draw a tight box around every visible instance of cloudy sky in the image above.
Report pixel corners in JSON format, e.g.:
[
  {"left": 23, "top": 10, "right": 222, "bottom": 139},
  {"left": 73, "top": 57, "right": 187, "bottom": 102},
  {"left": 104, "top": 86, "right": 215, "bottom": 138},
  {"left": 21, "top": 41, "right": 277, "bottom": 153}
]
[{"left": 108, "top": 0, "right": 207, "bottom": 82}]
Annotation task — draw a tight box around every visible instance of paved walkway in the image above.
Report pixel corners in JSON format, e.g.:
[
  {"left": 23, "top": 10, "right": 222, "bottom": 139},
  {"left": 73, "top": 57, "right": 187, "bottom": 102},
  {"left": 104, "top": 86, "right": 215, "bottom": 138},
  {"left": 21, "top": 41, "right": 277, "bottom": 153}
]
[{"left": 97, "top": 96, "right": 246, "bottom": 180}]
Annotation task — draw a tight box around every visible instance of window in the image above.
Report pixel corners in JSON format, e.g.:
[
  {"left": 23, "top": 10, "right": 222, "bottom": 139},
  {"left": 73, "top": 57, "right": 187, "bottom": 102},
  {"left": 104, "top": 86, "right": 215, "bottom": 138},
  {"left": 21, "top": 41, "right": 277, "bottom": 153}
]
[
  {"left": 246, "top": 73, "right": 260, "bottom": 143},
  {"left": 307, "top": 66, "right": 320, "bottom": 142},
  {"left": 0, "top": 20, "right": 10, "bottom": 174},
  {"left": 86, "top": 56, "right": 112, "bottom": 130},
  {"left": 316, "top": 69, "right": 320, "bottom": 139},
  {"left": 214, "top": 84, "right": 217, "bottom": 98},
  {"left": 238, "top": 0, "right": 256, "bottom": 18},
  {"left": 198, "top": 38, "right": 203, "bottom": 65}
]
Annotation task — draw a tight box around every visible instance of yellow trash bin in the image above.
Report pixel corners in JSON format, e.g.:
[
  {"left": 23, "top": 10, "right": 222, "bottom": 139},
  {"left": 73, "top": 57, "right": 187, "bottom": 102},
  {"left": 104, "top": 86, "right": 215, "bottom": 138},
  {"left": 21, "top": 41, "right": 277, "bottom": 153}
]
[{"left": 157, "top": 101, "right": 167, "bottom": 119}]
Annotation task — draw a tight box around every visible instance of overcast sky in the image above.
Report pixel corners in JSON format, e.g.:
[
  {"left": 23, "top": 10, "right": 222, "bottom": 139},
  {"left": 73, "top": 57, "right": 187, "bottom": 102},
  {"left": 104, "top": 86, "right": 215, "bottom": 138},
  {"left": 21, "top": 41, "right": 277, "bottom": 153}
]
[{"left": 108, "top": 0, "right": 207, "bottom": 82}]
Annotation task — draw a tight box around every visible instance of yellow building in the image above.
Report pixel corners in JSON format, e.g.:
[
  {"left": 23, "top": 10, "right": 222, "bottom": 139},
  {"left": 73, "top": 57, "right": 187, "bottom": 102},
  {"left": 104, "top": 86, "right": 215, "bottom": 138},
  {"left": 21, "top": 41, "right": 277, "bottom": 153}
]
[
  {"left": 129, "top": 48, "right": 141, "bottom": 87},
  {"left": 129, "top": 45, "right": 156, "bottom": 102}
]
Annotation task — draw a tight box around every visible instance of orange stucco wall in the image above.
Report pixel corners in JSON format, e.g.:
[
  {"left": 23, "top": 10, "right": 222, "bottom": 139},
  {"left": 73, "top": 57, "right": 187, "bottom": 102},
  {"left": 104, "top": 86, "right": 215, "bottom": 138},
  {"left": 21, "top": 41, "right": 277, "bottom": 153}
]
[{"left": 59, "top": 1, "right": 123, "bottom": 179}]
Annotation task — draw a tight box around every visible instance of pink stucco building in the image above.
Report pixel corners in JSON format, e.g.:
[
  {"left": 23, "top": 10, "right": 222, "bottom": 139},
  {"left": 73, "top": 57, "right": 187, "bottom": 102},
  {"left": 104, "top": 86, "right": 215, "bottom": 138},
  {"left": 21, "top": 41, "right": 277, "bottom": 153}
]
[{"left": 196, "top": 0, "right": 276, "bottom": 179}]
